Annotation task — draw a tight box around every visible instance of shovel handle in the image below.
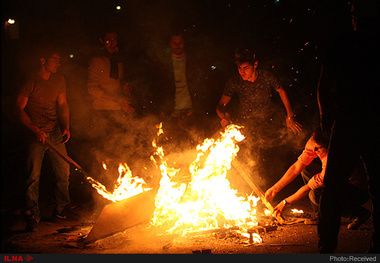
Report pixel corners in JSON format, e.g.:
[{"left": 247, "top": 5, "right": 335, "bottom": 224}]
[{"left": 45, "top": 140, "right": 90, "bottom": 177}]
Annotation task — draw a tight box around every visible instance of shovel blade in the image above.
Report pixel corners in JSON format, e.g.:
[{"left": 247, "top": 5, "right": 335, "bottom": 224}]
[{"left": 84, "top": 190, "right": 156, "bottom": 243}]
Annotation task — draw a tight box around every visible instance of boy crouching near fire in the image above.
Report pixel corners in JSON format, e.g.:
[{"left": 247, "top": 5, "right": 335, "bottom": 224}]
[{"left": 265, "top": 127, "right": 371, "bottom": 230}]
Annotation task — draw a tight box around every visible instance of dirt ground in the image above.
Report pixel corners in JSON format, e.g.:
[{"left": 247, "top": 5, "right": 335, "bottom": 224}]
[{"left": 1, "top": 197, "right": 373, "bottom": 255}]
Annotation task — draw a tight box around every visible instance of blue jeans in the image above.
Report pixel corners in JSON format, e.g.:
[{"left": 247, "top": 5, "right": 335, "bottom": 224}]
[
  {"left": 301, "top": 170, "right": 322, "bottom": 212},
  {"left": 25, "top": 128, "right": 70, "bottom": 222}
]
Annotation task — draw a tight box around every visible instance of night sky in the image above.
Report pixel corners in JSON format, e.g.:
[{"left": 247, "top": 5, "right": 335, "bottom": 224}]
[
  {"left": 2, "top": 0, "right": 353, "bottom": 99},
  {"left": 2, "top": 0, "right": 357, "bottom": 175},
  {"left": 2, "top": 0, "right": 358, "bottom": 149},
  {"left": 1, "top": 0, "right": 358, "bottom": 152}
]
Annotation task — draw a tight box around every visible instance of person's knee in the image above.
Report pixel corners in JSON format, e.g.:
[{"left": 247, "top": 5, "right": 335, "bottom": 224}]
[{"left": 309, "top": 189, "right": 320, "bottom": 207}]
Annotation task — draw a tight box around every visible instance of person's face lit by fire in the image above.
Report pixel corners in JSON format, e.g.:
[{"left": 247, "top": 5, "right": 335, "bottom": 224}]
[
  {"left": 41, "top": 53, "right": 61, "bottom": 74},
  {"left": 170, "top": 35, "right": 185, "bottom": 57},
  {"left": 237, "top": 61, "right": 258, "bottom": 81},
  {"left": 100, "top": 32, "right": 118, "bottom": 54}
]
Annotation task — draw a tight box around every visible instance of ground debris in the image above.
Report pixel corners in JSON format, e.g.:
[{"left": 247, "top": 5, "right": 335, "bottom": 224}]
[
  {"left": 162, "top": 242, "right": 172, "bottom": 251},
  {"left": 248, "top": 225, "right": 278, "bottom": 235},
  {"left": 56, "top": 226, "right": 82, "bottom": 233},
  {"left": 88, "top": 231, "right": 131, "bottom": 250}
]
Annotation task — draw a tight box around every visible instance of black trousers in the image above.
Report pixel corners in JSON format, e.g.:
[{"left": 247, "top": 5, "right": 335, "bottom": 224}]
[{"left": 318, "top": 114, "right": 380, "bottom": 253}]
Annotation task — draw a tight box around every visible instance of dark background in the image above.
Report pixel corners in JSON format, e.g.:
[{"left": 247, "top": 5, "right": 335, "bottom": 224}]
[{"left": 1, "top": 0, "right": 354, "bottom": 213}]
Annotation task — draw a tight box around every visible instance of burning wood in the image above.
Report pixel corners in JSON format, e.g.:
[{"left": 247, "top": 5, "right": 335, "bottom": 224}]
[
  {"left": 149, "top": 124, "right": 263, "bottom": 239},
  {"left": 231, "top": 158, "right": 285, "bottom": 225},
  {"left": 48, "top": 123, "right": 284, "bottom": 244}
]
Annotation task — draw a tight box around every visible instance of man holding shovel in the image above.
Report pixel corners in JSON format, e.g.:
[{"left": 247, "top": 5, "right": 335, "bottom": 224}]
[{"left": 15, "top": 43, "right": 71, "bottom": 232}]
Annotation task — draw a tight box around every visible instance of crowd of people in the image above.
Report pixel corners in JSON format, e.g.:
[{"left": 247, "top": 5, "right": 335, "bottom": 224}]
[{"left": 12, "top": 0, "right": 379, "bottom": 253}]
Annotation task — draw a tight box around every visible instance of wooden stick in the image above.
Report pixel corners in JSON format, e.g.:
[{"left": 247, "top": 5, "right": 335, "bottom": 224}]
[
  {"left": 45, "top": 140, "right": 91, "bottom": 178},
  {"left": 232, "top": 158, "right": 285, "bottom": 224},
  {"left": 210, "top": 124, "right": 285, "bottom": 224}
]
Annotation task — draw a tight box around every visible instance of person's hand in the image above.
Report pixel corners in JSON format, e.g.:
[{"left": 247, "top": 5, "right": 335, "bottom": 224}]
[
  {"left": 34, "top": 129, "right": 47, "bottom": 144},
  {"left": 264, "top": 187, "right": 277, "bottom": 204},
  {"left": 220, "top": 113, "right": 231, "bottom": 127},
  {"left": 122, "top": 82, "right": 132, "bottom": 96},
  {"left": 61, "top": 129, "right": 71, "bottom": 144},
  {"left": 286, "top": 117, "right": 302, "bottom": 135},
  {"left": 117, "top": 98, "right": 135, "bottom": 114},
  {"left": 273, "top": 200, "right": 288, "bottom": 218}
]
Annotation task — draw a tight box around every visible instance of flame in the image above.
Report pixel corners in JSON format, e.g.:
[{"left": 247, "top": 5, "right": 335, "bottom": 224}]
[
  {"left": 84, "top": 125, "right": 162, "bottom": 203},
  {"left": 85, "top": 123, "right": 263, "bottom": 243},
  {"left": 86, "top": 163, "right": 151, "bottom": 202},
  {"left": 264, "top": 209, "right": 272, "bottom": 216},
  {"left": 291, "top": 208, "right": 304, "bottom": 214},
  {"left": 150, "top": 124, "right": 262, "bottom": 241},
  {"left": 241, "top": 232, "right": 263, "bottom": 243}
]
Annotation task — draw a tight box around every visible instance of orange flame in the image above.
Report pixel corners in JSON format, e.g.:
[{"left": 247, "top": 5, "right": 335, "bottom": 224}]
[
  {"left": 150, "top": 124, "right": 262, "bottom": 241},
  {"left": 86, "top": 123, "right": 263, "bottom": 243},
  {"left": 86, "top": 163, "right": 151, "bottom": 202},
  {"left": 291, "top": 208, "right": 304, "bottom": 214}
]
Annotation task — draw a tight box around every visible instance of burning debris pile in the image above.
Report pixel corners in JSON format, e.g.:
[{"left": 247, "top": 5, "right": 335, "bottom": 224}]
[
  {"left": 84, "top": 123, "right": 283, "bottom": 244},
  {"left": 150, "top": 124, "right": 262, "bottom": 238}
]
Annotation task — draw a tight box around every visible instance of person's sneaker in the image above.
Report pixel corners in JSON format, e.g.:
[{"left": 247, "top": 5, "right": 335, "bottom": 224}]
[
  {"left": 25, "top": 211, "right": 38, "bottom": 232},
  {"left": 55, "top": 212, "right": 67, "bottom": 220},
  {"left": 51, "top": 209, "right": 67, "bottom": 222},
  {"left": 52, "top": 205, "right": 80, "bottom": 222},
  {"left": 348, "top": 210, "right": 371, "bottom": 230}
]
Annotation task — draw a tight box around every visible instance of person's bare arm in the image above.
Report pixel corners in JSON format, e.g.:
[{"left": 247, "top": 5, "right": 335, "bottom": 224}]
[
  {"left": 216, "top": 95, "right": 232, "bottom": 127},
  {"left": 265, "top": 160, "right": 307, "bottom": 203},
  {"left": 273, "top": 184, "right": 311, "bottom": 217},
  {"left": 277, "top": 87, "right": 302, "bottom": 134},
  {"left": 15, "top": 95, "right": 47, "bottom": 144},
  {"left": 57, "top": 91, "right": 70, "bottom": 143}
]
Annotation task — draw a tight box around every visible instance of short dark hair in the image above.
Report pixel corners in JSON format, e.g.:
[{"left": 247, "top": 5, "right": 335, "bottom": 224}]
[
  {"left": 312, "top": 126, "right": 329, "bottom": 149},
  {"left": 235, "top": 48, "right": 257, "bottom": 66},
  {"left": 35, "top": 43, "right": 61, "bottom": 61},
  {"left": 101, "top": 30, "right": 118, "bottom": 40},
  {"left": 168, "top": 30, "right": 185, "bottom": 43}
]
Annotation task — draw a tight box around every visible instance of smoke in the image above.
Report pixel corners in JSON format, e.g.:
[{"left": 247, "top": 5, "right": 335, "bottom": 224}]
[
  {"left": 227, "top": 101, "right": 311, "bottom": 193},
  {"left": 61, "top": 51, "right": 312, "bottom": 214},
  {"left": 51, "top": 0, "right": 319, "bottom": 214}
]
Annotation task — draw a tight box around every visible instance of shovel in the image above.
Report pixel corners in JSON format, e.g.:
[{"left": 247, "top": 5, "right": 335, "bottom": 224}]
[
  {"left": 45, "top": 140, "right": 157, "bottom": 243},
  {"left": 84, "top": 189, "right": 156, "bottom": 244}
]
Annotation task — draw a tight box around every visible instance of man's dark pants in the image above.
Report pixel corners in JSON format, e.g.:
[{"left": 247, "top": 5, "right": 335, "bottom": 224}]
[
  {"left": 26, "top": 128, "right": 70, "bottom": 222},
  {"left": 318, "top": 114, "right": 380, "bottom": 253}
]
